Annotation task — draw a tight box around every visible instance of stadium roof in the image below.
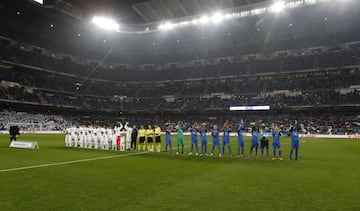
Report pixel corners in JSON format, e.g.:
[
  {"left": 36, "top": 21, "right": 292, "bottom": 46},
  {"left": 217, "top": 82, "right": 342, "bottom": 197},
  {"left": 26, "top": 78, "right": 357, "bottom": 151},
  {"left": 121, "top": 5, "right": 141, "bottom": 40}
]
[{"left": 62, "top": 0, "right": 269, "bottom": 24}]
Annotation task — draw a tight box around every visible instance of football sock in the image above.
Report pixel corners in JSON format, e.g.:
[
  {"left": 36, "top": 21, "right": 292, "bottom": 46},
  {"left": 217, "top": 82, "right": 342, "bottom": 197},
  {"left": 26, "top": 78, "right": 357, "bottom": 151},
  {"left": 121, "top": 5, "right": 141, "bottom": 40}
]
[
  {"left": 241, "top": 147, "right": 244, "bottom": 156},
  {"left": 181, "top": 144, "right": 184, "bottom": 153},
  {"left": 255, "top": 148, "right": 258, "bottom": 156},
  {"left": 222, "top": 146, "right": 225, "bottom": 155},
  {"left": 228, "top": 145, "right": 231, "bottom": 155},
  {"left": 290, "top": 149, "right": 293, "bottom": 159},
  {"left": 261, "top": 150, "right": 264, "bottom": 157},
  {"left": 266, "top": 149, "right": 269, "bottom": 158},
  {"left": 169, "top": 144, "right": 172, "bottom": 152},
  {"left": 273, "top": 149, "right": 276, "bottom": 157},
  {"left": 190, "top": 145, "right": 193, "bottom": 153},
  {"left": 279, "top": 150, "right": 282, "bottom": 157},
  {"left": 237, "top": 146, "right": 240, "bottom": 155},
  {"left": 250, "top": 147, "right": 253, "bottom": 155},
  {"left": 295, "top": 149, "right": 298, "bottom": 159}
]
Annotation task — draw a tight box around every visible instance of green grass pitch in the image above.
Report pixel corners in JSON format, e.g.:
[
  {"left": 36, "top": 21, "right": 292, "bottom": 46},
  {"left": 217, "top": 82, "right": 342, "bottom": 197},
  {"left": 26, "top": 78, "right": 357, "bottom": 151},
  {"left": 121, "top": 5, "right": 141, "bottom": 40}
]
[{"left": 0, "top": 134, "right": 359, "bottom": 210}]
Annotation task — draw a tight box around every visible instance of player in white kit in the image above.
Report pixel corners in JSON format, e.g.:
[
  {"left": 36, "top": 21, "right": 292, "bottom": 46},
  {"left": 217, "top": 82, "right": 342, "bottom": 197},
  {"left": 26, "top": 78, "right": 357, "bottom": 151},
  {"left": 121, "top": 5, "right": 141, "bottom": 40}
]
[
  {"left": 65, "top": 127, "right": 71, "bottom": 147},
  {"left": 111, "top": 129, "right": 117, "bottom": 151},
  {"left": 78, "top": 130, "right": 84, "bottom": 148},
  {"left": 124, "top": 122, "right": 133, "bottom": 151},
  {"left": 93, "top": 130, "right": 99, "bottom": 149}
]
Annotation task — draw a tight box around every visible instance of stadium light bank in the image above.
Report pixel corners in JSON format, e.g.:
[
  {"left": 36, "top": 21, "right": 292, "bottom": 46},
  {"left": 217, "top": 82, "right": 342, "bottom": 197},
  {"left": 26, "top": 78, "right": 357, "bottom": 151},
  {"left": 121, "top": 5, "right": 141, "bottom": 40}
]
[
  {"left": 92, "top": 16, "right": 120, "bottom": 32},
  {"left": 157, "top": 0, "right": 347, "bottom": 31},
  {"left": 89, "top": 0, "right": 353, "bottom": 33}
]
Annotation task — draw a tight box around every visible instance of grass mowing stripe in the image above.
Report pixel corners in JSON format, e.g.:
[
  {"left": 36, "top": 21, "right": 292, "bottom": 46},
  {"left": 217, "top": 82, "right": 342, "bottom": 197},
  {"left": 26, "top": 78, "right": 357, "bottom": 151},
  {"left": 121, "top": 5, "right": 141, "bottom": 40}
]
[
  {"left": 0, "top": 151, "right": 148, "bottom": 173},
  {"left": 0, "top": 145, "right": 191, "bottom": 173}
]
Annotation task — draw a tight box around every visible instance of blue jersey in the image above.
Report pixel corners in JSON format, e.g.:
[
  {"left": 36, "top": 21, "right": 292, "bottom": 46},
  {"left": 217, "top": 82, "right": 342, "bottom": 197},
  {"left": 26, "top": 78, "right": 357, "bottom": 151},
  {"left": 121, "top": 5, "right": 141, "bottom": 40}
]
[
  {"left": 223, "top": 128, "right": 230, "bottom": 142},
  {"left": 212, "top": 130, "right": 220, "bottom": 146},
  {"left": 191, "top": 129, "right": 198, "bottom": 142},
  {"left": 199, "top": 128, "right": 207, "bottom": 142},
  {"left": 291, "top": 131, "right": 300, "bottom": 143},
  {"left": 251, "top": 129, "right": 259, "bottom": 144},
  {"left": 290, "top": 123, "right": 300, "bottom": 143},
  {"left": 165, "top": 128, "right": 172, "bottom": 142},
  {"left": 237, "top": 125, "right": 245, "bottom": 142},
  {"left": 272, "top": 131, "right": 281, "bottom": 144}
]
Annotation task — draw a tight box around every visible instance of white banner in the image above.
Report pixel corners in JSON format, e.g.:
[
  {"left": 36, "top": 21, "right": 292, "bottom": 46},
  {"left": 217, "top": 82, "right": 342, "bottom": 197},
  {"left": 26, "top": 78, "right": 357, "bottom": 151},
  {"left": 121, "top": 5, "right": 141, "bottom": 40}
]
[{"left": 10, "top": 141, "right": 39, "bottom": 149}]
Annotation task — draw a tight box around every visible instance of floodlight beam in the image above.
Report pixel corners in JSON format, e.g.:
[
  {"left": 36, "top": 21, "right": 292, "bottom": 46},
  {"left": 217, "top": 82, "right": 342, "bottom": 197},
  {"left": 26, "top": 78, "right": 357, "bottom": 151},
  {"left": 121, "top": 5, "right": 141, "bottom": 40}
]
[
  {"left": 271, "top": 1, "right": 285, "bottom": 13},
  {"left": 92, "top": 16, "right": 120, "bottom": 32}
]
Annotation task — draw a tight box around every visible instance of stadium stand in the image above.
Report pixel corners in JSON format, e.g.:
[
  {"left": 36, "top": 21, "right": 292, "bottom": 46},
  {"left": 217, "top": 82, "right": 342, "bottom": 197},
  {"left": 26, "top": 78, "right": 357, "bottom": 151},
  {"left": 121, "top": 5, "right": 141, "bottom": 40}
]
[{"left": 0, "top": 0, "right": 359, "bottom": 134}]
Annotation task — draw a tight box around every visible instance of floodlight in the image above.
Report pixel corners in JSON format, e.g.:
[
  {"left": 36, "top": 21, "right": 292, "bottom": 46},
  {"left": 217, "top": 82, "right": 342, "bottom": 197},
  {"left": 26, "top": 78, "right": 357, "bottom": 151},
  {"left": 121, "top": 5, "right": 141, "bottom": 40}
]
[
  {"left": 199, "top": 15, "right": 209, "bottom": 24},
  {"left": 211, "top": 13, "right": 224, "bottom": 23},
  {"left": 159, "top": 22, "right": 175, "bottom": 30},
  {"left": 224, "top": 13, "right": 233, "bottom": 20},
  {"left": 32, "top": 0, "right": 44, "bottom": 4},
  {"left": 92, "top": 16, "right": 120, "bottom": 32},
  {"left": 191, "top": 19, "right": 199, "bottom": 25},
  {"left": 271, "top": 1, "right": 285, "bottom": 13}
]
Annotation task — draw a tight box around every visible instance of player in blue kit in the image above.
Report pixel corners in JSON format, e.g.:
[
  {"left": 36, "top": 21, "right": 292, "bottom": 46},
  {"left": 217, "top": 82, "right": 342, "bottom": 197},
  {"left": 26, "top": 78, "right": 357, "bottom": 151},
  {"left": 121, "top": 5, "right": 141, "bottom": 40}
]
[
  {"left": 289, "top": 120, "right": 301, "bottom": 160},
  {"left": 222, "top": 121, "right": 232, "bottom": 157},
  {"left": 189, "top": 123, "right": 199, "bottom": 155},
  {"left": 210, "top": 125, "right": 221, "bottom": 157},
  {"left": 199, "top": 124, "right": 208, "bottom": 156},
  {"left": 260, "top": 136, "right": 269, "bottom": 159},
  {"left": 164, "top": 123, "right": 173, "bottom": 153},
  {"left": 237, "top": 120, "right": 245, "bottom": 158},
  {"left": 272, "top": 125, "right": 283, "bottom": 160},
  {"left": 249, "top": 124, "right": 260, "bottom": 158}
]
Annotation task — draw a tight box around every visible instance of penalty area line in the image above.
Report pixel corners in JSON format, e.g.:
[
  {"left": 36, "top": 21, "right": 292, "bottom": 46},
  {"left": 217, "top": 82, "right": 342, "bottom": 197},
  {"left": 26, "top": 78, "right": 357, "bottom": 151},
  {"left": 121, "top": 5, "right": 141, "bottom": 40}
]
[{"left": 0, "top": 151, "right": 148, "bottom": 173}]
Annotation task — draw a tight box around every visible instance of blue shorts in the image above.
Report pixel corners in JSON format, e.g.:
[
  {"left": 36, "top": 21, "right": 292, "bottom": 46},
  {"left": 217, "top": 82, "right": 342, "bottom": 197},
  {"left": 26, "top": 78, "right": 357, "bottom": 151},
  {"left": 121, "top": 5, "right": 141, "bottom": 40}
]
[
  {"left": 261, "top": 142, "right": 269, "bottom": 149},
  {"left": 191, "top": 140, "right": 198, "bottom": 145},
  {"left": 291, "top": 142, "right": 299, "bottom": 149},
  {"left": 212, "top": 141, "right": 220, "bottom": 147},
  {"left": 238, "top": 141, "right": 244, "bottom": 147},
  {"left": 201, "top": 140, "right": 207, "bottom": 146},
  {"left": 251, "top": 142, "right": 258, "bottom": 148},
  {"left": 272, "top": 142, "right": 281, "bottom": 149},
  {"left": 223, "top": 140, "right": 230, "bottom": 145},
  {"left": 166, "top": 138, "right": 172, "bottom": 144}
]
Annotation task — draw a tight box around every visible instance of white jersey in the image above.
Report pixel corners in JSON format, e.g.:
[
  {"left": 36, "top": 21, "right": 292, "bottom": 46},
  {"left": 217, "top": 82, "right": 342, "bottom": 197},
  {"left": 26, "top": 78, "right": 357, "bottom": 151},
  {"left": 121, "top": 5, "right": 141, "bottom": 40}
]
[
  {"left": 124, "top": 125, "right": 133, "bottom": 141},
  {"left": 114, "top": 123, "right": 123, "bottom": 136},
  {"left": 112, "top": 133, "right": 117, "bottom": 145}
]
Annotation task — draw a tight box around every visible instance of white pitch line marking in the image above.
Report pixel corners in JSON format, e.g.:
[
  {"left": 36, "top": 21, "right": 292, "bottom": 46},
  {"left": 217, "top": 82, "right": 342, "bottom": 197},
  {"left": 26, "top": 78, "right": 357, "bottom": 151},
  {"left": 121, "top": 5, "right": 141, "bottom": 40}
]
[{"left": 0, "top": 151, "right": 148, "bottom": 173}]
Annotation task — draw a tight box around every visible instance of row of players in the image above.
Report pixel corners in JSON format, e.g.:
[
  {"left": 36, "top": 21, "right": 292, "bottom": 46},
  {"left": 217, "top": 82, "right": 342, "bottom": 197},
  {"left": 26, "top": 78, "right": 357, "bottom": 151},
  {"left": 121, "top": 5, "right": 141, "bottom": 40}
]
[
  {"left": 170, "top": 120, "right": 300, "bottom": 160},
  {"left": 65, "top": 120, "right": 301, "bottom": 160},
  {"left": 65, "top": 122, "right": 164, "bottom": 152}
]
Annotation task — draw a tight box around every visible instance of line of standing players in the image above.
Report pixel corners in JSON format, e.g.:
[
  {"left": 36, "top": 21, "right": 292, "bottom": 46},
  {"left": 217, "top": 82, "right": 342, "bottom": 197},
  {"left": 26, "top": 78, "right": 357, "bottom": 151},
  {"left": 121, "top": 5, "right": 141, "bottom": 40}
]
[
  {"left": 166, "top": 120, "right": 301, "bottom": 160},
  {"left": 65, "top": 120, "right": 301, "bottom": 160}
]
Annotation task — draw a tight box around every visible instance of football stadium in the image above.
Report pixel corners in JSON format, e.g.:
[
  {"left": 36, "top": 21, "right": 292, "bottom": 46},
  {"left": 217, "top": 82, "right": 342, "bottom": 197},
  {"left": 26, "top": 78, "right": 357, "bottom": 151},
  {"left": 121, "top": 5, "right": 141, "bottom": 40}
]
[{"left": 0, "top": 0, "right": 360, "bottom": 210}]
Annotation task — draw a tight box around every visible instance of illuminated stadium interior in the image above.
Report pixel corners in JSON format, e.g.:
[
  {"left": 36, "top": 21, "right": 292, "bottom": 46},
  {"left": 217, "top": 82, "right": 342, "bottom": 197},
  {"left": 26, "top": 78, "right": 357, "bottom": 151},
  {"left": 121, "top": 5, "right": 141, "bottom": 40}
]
[
  {"left": 1, "top": 1, "right": 360, "bottom": 210},
  {"left": 0, "top": 0, "right": 359, "bottom": 131}
]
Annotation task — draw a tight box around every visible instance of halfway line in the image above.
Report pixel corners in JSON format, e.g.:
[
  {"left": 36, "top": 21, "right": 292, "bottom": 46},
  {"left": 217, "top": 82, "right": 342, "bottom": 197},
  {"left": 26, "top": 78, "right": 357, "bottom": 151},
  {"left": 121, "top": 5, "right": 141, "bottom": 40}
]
[{"left": 0, "top": 151, "right": 148, "bottom": 173}]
